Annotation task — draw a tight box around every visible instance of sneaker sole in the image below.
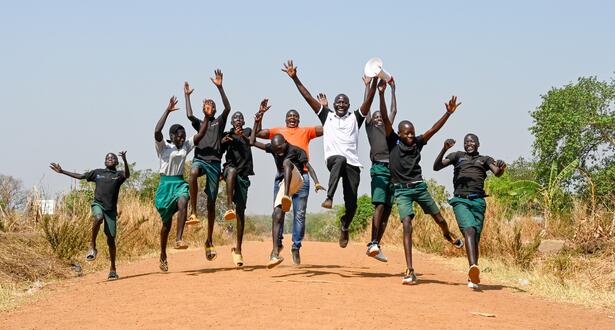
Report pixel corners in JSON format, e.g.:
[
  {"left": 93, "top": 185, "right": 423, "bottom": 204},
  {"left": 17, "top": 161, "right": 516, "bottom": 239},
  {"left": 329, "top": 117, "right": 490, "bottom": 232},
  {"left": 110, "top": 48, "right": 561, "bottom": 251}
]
[
  {"left": 402, "top": 279, "right": 417, "bottom": 285},
  {"left": 469, "top": 265, "right": 481, "bottom": 284},
  {"left": 185, "top": 219, "right": 200, "bottom": 225},
  {"left": 224, "top": 213, "right": 236, "bottom": 221},
  {"left": 267, "top": 257, "right": 284, "bottom": 269}
]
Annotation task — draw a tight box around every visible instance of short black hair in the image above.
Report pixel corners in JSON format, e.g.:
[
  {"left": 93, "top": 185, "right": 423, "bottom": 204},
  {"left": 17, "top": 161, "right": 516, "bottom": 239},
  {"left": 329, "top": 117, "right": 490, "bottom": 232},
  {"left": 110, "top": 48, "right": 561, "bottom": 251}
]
[
  {"left": 465, "top": 133, "right": 480, "bottom": 145},
  {"left": 169, "top": 124, "right": 185, "bottom": 136}
]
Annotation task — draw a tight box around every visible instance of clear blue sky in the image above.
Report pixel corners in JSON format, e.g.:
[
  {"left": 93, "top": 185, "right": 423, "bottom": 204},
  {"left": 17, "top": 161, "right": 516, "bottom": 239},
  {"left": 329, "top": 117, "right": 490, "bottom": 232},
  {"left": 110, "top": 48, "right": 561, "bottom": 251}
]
[{"left": 1, "top": 0, "right": 613, "bottom": 214}]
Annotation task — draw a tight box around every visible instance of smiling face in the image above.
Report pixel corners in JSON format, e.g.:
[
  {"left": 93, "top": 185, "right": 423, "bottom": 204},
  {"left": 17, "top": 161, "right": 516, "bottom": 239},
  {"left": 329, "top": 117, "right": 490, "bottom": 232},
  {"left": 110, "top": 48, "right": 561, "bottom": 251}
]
[
  {"left": 464, "top": 134, "right": 480, "bottom": 154},
  {"left": 104, "top": 153, "right": 119, "bottom": 168},
  {"left": 333, "top": 94, "right": 350, "bottom": 117},
  {"left": 371, "top": 111, "right": 383, "bottom": 126},
  {"left": 397, "top": 121, "right": 416, "bottom": 146},
  {"left": 171, "top": 128, "right": 187, "bottom": 149},
  {"left": 285, "top": 110, "right": 300, "bottom": 128},
  {"left": 231, "top": 111, "right": 245, "bottom": 129},
  {"left": 203, "top": 99, "right": 217, "bottom": 118}
]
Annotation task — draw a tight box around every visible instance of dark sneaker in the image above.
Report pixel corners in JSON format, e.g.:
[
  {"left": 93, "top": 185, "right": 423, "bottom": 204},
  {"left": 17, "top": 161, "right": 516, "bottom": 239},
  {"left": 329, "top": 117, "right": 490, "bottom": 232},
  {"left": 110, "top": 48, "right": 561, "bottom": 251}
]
[
  {"left": 107, "top": 271, "right": 119, "bottom": 281},
  {"left": 339, "top": 228, "right": 349, "bottom": 248},
  {"left": 291, "top": 248, "right": 301, "bottom": 265},
  {"left": 402, "top": 268, "right": 417, "bottom": 285}
]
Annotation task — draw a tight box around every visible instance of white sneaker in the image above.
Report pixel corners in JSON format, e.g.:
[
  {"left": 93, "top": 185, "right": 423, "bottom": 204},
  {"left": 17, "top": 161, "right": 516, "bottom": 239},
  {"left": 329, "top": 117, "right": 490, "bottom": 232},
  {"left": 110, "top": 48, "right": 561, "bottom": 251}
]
[
  {"left": 373, "top": 249, "right": 388, "bottom": 262},
  {"left": 366, "top": 243, "right": 380, "bottom": 257},
  {"left": 467, "top": 280, "right": 480, "bottom": 290}
]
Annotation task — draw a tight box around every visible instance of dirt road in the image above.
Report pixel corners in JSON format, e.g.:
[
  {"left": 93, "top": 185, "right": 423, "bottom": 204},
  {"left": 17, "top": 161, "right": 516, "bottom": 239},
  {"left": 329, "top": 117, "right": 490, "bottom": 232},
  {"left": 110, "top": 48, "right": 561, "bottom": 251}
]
[{"left": 1, "top": 241, "right": 612, "bottom": 329}]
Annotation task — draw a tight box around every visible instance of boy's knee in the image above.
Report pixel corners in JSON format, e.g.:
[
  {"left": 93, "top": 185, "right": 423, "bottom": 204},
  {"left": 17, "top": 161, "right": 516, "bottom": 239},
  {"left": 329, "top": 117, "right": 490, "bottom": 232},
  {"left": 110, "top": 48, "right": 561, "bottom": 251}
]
[
  {"left": 93, "top": 215, "right": 104, "bottom": 224},
  {"left": 189, "top": 168, "right": 200, "bottom": 179},
  {"left": 177, "top": 197, "right": 188, "bottom": 210},
  {"left": 106, "top": 236, "right": 116, "bottom": 247},
  {"left": 402, "top": 217, "right": 414, "bottom": 231}
]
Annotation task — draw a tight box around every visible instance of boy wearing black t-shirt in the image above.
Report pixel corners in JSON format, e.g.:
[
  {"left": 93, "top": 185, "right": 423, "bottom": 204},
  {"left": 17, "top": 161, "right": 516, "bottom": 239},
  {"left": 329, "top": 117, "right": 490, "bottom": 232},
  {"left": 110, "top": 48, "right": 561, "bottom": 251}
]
[
  {"left": 50, "top": 151, "right": 130, "bottom": 281},
  {"left": 433, "top": 134, "right": 506, "bottom": 289},
  {"left": 379, "top": 82, "right": 463, "bottom": 285},
  {"left": 220, "top": 111, "right": 254, "bottom": 267},
  {"left": 250, "top": 99, "right": 324, "bottom": 268}
]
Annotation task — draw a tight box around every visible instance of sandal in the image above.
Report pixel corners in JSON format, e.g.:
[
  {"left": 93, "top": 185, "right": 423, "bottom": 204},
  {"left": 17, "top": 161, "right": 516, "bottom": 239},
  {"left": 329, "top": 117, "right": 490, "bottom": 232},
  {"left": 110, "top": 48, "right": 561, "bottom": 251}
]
[
  {"left": 86, "top": 247, "right": 97, "bottom": 262},
  {"left": 175, "top": 240, "right": 189, "bottom": 250},
  {"left": 107, "top": 271, "right": 119, "bottom": 281},
  {"left": 186, "top": 214, "right": 200, "bottom": 225},
  {"left": 205, "top": 244, "right": 217, "bottom": 261},
  {"left": 281, "top": 195, "right": 292, "bottom": 212},
  {"left": 224, "top": 209, "right": 237, "bottom": 221},
  {"left": 231, "top": 248, "right": 244, "bottom": 267},
  {"left": 159, "top": 258, "right": 168, "bottom": 272}
]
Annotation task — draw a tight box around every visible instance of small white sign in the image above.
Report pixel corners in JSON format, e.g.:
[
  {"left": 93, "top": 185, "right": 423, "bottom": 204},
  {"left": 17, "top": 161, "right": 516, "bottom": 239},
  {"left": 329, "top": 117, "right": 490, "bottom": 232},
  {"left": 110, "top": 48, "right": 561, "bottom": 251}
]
[{"left": 40, "top": 200, "right": 55, "bottom": 215}]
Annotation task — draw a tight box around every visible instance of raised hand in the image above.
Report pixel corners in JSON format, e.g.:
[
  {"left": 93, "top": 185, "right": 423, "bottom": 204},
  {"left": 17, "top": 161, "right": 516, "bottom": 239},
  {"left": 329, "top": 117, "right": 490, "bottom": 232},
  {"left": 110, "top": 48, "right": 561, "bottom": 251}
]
[
  {"left": 362, "top": 75, "right": 371, "bottom": 86},
  {"left": 281, "top": 60, "right": 297, "bottom": 78},
  {"left": 445, "top": 96, "right": 461, "bottom": 114},
  {"left": 317, "top": 93, "right": 328, "bottom": 108},
  {"left": 259, "top": 98, "right": 271, "bottom": 113},
  {"left": 210, "top": 69, "right": 223, "bottom": 87},
  {"left": 443, "top": 139, "right": 455, "bottom": 150},
  {"left": 234, "top": 126, "right": 243, "bottom": 136},
  {"left": 389, "top": 79, "right": 396, "bottom": 90},
  {"left": 166, "top": 96, "right": 180, "bottom": 112},
  {"left": 184, "top": 81, "right": 194, "bottom": 95},
  {"left": 49, "top": 163, "right": 63, "bottom": 174},
  {"left": 377, "top": 79, "right": 387, "bottom": 93},
  {"left": 119, "top": 151, "right": 127, "bottom": 159},
  {"left": 495, "top": 160, "right": 507, "bottom": 169},
  {"left": 222, "top": 134, "right": 233, "bottom": 144},
  {"left": 314, "top": 182, "right": 326, "bottom": 193}
]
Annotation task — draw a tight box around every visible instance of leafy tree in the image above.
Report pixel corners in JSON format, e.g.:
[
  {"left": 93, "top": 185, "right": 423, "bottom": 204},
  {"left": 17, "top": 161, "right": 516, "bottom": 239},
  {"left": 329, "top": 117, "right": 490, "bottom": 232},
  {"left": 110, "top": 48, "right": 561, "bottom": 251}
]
[{"left": 529, "top": 76, "right": 615, "bottom": 204}]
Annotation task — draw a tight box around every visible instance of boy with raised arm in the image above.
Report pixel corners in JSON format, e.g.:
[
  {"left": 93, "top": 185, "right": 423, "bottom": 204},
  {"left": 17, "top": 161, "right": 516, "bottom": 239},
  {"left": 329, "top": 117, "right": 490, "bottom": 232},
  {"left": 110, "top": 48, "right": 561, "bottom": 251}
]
[
  {"left": 379, "top": 81, "right": 463, "bottom": 285},
  {"left": 50, "top": 151, "right": 130, "bottom": 281},
  {"left": 250, "top": 99, "right": 324, "bottom": 268},
  {"left": 283, "top": 60, "right": 377, "bottom": 248},
  {"left": 220, "top": 111, "right": 254, "bottom": 267},
  {"left": 433, "top": 134, "right": 506, "bottom": 289},
  {"left": 184, "top": 69, "right": 231, "bottom": 261}
]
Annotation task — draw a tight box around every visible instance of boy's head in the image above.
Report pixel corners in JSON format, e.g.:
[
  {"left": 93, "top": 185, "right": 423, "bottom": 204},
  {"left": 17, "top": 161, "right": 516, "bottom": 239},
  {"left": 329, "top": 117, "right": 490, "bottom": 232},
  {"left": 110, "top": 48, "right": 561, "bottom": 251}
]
[
  {"left": 464, "top": 133, "right": 480, "bottom": 154},
  {"left": 104, "top": 153, "right": 119, "bottom": 168},
  {"left": 333, "top": 94, "right": 350, "bottom": 117},
  {"left": 231, "top": 111, "right": 245, "bottom": 129},
  {"left": 371, "top": 111, "right": 383, "bottom": 126},
  {"left": 169, "top": 124, "right": 186, "bottom": 149},
  {"left": 397, "top": 120, "right": 416, "bottom": 146},
  {"left": 203, "top": 99, "right": 217, "bottom": 118},
  {"left": 270, "top": 134, "right": 288, "bottom": 156},
  {"left": 285, "top": 110, "right": 300, "bottom": 128}
]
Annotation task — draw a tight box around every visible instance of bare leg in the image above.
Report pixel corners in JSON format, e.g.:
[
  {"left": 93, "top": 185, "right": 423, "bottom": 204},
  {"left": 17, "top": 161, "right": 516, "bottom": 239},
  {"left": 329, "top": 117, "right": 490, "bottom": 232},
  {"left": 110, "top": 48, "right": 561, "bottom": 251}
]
[
  {"left": 430, "top": 212, "right": 455, "bottom": 241},
  {"left": 206, "top": 199, "right": 215, "bottom": 246},
  {"left": 226, "top": 167, "right": 237, "bottom": 208},
  {"left": 176, "top": 197, "right": 188, "bottom": 241},
  {"left": 106, "top": 235, "right": 116, "bottom": 272},
  {"left": 236, "top": 207, "right": 245, "bottom": 253},
  {"left": 463, "top": 227, "right": 479, "bottom": 266},
  {"left": 370, "top": 204, "right": 385, "bottom": 243},
  {"left": 189, "top": 167, "right": 201, "bottom": 216},
  {"left": 402, "top": 216, "right": 414, "bottom": 270},
  {"left": 160, "top": 221, "right": 172, "bottom": 262},
  {"left": 283, "top": 159, "right": 293, "bottom": 196},
  {"left": 271, "top": 207, "right": 284, "bottom": 255},
  {"left": 90, "top": 216, "right": 103, "bottom": 250},
  {"left": 377, "top": 205, "right": 392, "bottom": 243}
]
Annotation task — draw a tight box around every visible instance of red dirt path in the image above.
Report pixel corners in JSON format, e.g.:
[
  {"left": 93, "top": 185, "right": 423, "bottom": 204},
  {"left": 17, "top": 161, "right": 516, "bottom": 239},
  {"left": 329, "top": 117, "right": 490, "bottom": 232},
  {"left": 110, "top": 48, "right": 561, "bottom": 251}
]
[{"left": 1, "top": 241, "right": 612, "bottom": 329}]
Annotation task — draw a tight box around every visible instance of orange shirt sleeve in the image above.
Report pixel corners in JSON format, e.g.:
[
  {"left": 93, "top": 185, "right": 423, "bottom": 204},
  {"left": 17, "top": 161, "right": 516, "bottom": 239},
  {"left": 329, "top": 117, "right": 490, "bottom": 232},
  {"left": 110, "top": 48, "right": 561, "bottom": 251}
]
[
  {"left": 268, "top": 127, "right": 280, "bottom": 139},
  {"left": 307, "top": 126, "right": 317, "bottom": 140}
]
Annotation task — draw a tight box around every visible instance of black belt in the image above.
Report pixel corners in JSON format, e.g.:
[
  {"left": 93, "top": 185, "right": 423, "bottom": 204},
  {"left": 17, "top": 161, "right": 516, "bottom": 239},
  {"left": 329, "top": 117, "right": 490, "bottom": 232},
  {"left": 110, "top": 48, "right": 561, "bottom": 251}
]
[
  {"left": 393, "top": 181, "right": 423, "bottom": 188},
  {"left": 454, "top": 193, "right": 488, "bottom": 200},
  {"left": 372, "top": 161, "right": 389, "bottom": 167}
]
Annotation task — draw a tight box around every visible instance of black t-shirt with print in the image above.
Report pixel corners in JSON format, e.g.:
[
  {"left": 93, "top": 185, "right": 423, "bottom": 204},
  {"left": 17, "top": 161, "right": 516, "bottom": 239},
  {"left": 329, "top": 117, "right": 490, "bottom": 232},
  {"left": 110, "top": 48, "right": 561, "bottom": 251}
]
[
  {"left": 190, "top": 113, "right": 229, "bottom": 162},
  {"left": 265, "top": 143, "right": 308, "bottom": 175},
  {"left": 83, "top": 168, "right": 126, "bottom": 212},
  {"left": 365, "top": 120, "right": 389, "bottom": 162},
  {"left": 221, "top": 127, "right": 254, "bottom": 177},
  {"left": 446, "top": 151, "right": 495, "bottom": 196},
  {"left": 386, "top": 132, "right": 426, "bottom": 184}
]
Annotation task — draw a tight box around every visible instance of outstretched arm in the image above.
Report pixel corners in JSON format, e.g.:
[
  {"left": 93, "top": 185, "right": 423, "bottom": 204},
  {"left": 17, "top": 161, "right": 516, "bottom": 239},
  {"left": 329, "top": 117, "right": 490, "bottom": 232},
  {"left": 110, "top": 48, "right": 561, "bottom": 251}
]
[
  {"left": 433, "top": 139, "right": 456, "bottom": 171},
  {"left": 422, "top": 96, "right": 461, "bottom": 142},
  {"left": 155, "top": 96, "right": 180, "bottom": 142},
  {"left": 211, "top": 69, "right": 231, "bottom": 118},
  {"left": 488, "top": 160, "right": 507, "bottom": 177},
  {"left": 254, "top": 99, "right": 272, "bottom": 139},
  {"left": 359, "top": 77, "right": 378, "bottom": 117},
  {"left": 250, "top": 99, "right": 270, "bottom": 150},
  {"left": 283, "top": 60, "right": 321, "bottom": 114},
  {"left": 378, "top": 80, "right": 393, "bottom": 136},
  {"left": 119, "top": 151, "right": 130, "bottom": 179},
  {"left": 306, "top": 162, "right": 325, "bottom": 193},
  {"left": 184, "top": 81, "right": 199, "bottom": 122},
  {"left": 362, "top": 75, "right": 371, "bottom": 103},
  {"left": 389, "top": 80, "right": 397, "bottom": 124},
  {"left": 49, "top": 163, "right": 84, "bottom": 179}
]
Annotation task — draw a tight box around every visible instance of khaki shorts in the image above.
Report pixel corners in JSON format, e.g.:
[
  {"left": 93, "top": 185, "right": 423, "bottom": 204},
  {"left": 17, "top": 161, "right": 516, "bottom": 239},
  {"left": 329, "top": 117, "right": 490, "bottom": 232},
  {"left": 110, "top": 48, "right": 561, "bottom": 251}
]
[{"left": 273, "top": 164, "right": 305, "bottom": 208}]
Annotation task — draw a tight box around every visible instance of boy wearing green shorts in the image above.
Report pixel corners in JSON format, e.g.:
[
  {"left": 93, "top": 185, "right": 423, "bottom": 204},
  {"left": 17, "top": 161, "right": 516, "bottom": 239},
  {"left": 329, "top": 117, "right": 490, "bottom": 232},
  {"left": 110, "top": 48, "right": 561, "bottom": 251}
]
[
  {"left": 433, "top": 134, "right": 506, "bottom": 289},
  {"left": 379, "top": 80, "right": 463, "bottom": 285},
  {"left": 184, "top": 69, "right": 232, "bottom": 260},
  {"left": 50, "top": 151, "right": 130, "bottom": 281}
]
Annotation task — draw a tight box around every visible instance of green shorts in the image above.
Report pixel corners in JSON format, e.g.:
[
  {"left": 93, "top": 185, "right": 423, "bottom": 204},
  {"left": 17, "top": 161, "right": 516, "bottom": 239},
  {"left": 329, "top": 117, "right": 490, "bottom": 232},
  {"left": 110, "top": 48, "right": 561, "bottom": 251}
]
[
  {"left": 223, "top": 167, "right": 251, "bottom": 210},
  {"left": 191, "top": 159, "right": 221, "bottom": 202},
  {"left": 91, "top": 202, "right": 117, "bottom": 238},
  {"left": 155, "top": 175, "right": 190, "bottom": 224},
  {"left": 449, "top": 196, "right": 486, "bottom": 240},
  {"left": 394, "top": 181, "right": 440, "bottom": 220},
  {"left": 370, "top": 163, "right": 394, "bottom": 207}
]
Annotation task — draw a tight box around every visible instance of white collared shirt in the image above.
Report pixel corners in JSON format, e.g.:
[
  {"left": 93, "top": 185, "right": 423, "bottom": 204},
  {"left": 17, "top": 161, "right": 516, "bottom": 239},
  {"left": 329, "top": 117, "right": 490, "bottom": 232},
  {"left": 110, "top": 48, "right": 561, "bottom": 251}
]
[
  {"left": 155, "top": 136, "right": 196, "bottom": 176},
  {"left": 318, "top": 106, "right": 366, "bottom": 167}
]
